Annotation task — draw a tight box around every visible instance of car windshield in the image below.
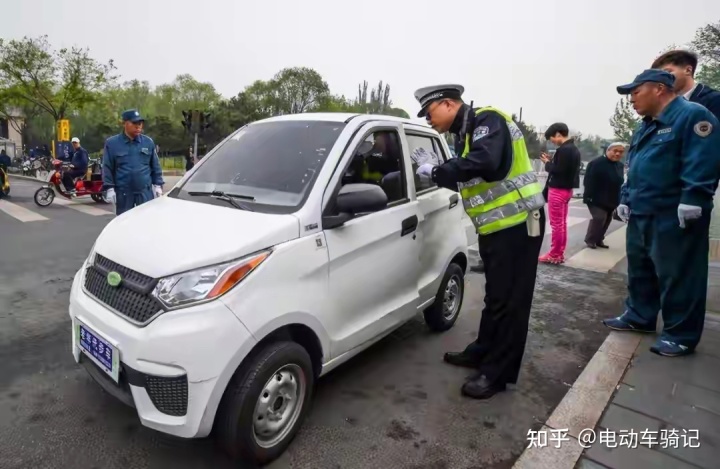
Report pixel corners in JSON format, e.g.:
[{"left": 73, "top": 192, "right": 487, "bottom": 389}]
[{"left": 172, "top": 120, "right": 346, "bottom": 214}]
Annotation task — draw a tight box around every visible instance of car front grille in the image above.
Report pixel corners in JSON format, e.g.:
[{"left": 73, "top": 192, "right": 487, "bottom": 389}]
[
  {"left": 84, "top": 254, "right": 164, "bottom": 325},
  {"left": 145, "top": 375, "right": 189, "bottom": 417}
]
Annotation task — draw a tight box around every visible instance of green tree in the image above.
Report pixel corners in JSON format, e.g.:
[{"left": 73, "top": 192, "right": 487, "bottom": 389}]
[
  {"left": 0, "top": 35, "right": 116, "bottom": 123},
  {"left": 609, "top": 97, "right": 640, "bottom": 143},
  {"left": 269, "top": 67, "right": 330, "bottom": 115},
  {"left": 690, "top": 21, "right": 720, "bottom": 88},
  {"left": 512, "top": 114, "right": 542, "bottom": 159}
]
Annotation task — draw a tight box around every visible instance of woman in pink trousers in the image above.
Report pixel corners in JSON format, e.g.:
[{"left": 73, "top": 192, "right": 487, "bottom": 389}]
[{"left": 539, "top": 123, "right": 582, "bottom": 264}]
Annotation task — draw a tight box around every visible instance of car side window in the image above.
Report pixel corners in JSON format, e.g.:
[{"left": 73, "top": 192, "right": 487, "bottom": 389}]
[
  {"left": 340, "top": 129, "right": 407, "bottom": 209},
  {"left": 406, "top": 134, "right": 447, "bottom": 193}
]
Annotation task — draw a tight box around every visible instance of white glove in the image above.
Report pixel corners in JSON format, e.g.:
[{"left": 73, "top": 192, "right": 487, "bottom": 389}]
[
  {"left": 616, "top": 204, "right": 630, "bottom": 222},
  {"left": 105, "top": 188, "right": 116, "bottom": 204},
  {"left": 416, "top": 163, "right": 435, "bottom": 179},
  {"left": 678, "top": 204, "right": 701, "bottom": 228},
  {"left": 153, "top": 185, "right": 163, "bottom": 198}
]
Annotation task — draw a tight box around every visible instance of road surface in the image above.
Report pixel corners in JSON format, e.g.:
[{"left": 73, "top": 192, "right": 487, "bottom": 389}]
[{"left": 0, "top": 176, "right": 630, "bottom": 468}]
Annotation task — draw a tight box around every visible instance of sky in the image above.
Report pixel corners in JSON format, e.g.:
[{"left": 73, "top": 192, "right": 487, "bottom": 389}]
[{"left": 2, "top": 0, "right": 719, "bottom": 138}]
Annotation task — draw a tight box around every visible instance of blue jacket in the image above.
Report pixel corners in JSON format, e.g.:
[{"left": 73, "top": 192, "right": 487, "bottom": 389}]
[
  {"left": 621, "top": 97, "right": 720, "bottom": 215},
  {"left": 102, "top": 133, "right": 164, "bottom": 193},
  {"left": 71, "top": 147, "right": 89, "bottom": 172},
  {"left": 0, "top": 153, "right": 10, "bottom": 168},
  {"left": 689, "top": 83, "right": 720, "bottom": 121}
]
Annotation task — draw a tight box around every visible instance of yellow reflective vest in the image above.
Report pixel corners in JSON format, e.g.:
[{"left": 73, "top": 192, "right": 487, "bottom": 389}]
[{"left": 458, "top": 107, "right": 545, "bottom": 236}]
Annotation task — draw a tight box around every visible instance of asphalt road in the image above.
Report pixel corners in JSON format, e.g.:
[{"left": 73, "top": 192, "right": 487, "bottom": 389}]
[{"left": 0, "top": 177, "right": 628, "bottom": 469}]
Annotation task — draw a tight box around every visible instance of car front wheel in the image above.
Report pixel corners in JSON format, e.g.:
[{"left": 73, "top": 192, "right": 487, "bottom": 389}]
[
  {"left": 423, "top": 262, "right": 465, "bottom": 332},
  {"left": 215, "top": 341, "right": 314, "bottom": 465}
]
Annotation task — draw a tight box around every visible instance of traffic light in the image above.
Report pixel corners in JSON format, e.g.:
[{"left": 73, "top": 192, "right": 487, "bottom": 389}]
[
  {"left": 199, "top": 112, "right": 212, "bottom": 134},
  {"left": 181, "top": 110, "right": 192, "bottom": 133}
]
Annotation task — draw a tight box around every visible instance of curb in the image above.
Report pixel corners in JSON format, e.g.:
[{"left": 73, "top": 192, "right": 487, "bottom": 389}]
[{"left": 512, "top": 331, "right": 642, "bottom": 468}]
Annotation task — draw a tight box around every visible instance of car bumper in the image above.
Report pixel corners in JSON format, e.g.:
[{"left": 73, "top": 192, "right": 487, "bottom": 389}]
[{"left": 68, "top": 267, "right": 256, "bottom": 438}]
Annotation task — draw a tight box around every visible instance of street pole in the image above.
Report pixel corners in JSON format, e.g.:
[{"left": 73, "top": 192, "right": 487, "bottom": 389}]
[{"left": 193, "top": 132, "right": 198, "bottom": 163}]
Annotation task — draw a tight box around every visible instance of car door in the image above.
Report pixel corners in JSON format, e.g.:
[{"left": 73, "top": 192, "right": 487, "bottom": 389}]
[
  {"left": 322, "top": 122, "right": 421, "bottom": 358},
  {"left": 404, "top": 129, "right": 466, "bottom": 306}
]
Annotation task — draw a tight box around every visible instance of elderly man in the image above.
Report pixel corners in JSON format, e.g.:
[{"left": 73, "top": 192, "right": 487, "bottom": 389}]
[
  {"left": 603, "top": 69, "right": 720, "bottom": 357},
  {"left": 102, "top": 109, "right": 164, "bottom": 215},
  {"left": 62, "top": 137, "right": 89, "bottom": 193},
  {"left": 582, "top": 143, "right": 626, "bottom": 248}
]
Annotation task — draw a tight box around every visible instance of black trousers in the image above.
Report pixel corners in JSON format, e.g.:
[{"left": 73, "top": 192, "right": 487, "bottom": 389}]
[
  {"left": 584, "top": 204, "right": 613, "bottom": 245},
  {"left": 463, "top": 210, "right": 545, "bottom": 384},
  {"left": 62, "top": 169, "right": 86, "bottom": 191}
]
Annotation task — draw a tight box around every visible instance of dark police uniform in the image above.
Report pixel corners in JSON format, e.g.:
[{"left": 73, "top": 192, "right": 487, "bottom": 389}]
[
  {"left": 102, "top": 109, "right": 164, "bottom": 215},
  {"left": 414, "top": 85, "right": 546, "bottom": 398},
  {"left": 605, "top": 70, "right": 720, "bottom": 356}
]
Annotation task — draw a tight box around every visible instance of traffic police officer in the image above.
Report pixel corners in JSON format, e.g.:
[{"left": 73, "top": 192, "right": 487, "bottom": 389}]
[
  {"left": 603, "top": 70, "right": 720, "bottom": 357},
  {"left": 102, "top": 109, "right": 164, "bottom": 215},
  {"left": 414, "top": 84, "right": 546, "bottom": 399}
]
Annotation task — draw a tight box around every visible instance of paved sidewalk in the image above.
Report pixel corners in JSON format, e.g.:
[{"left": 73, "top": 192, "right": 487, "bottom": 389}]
[{"left": 578, "top": 315, "right": 720, "bottom": 469}]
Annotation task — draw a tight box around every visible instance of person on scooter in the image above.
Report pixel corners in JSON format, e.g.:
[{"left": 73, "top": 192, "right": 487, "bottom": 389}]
[
  {"left": 102, "top": 109, "right": 164, "bottom": 215},
  {"left": 0, "top": 149, "right": 11, "bottom": 196},
  {"left": 62, "top": 137, "right": 89, "bottom": 194}
]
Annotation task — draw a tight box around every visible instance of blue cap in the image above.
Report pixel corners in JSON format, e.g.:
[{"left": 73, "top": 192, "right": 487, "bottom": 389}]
[
  {"left": 616, "top": 69, "right": 675, "bottom": 95},
  {"left": 121, "top": 109, "right": 144, "bottom": 123}
]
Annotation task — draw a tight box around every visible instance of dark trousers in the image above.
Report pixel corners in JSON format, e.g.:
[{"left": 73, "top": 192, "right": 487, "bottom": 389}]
[
  {"left": 584, "top": 205, "right": 613, "bottom": 244},
  {"left": 62, "top": 169, "right": 86, "bottom": 191},
  {"left": 115, "top": 188, "right": 154, "bottom": 216},
  {"left": 622, "top": 212, "right": 710, "bottom": 349},
  {"left": 464, "top": 210, "right": 546, "bottom": 384}
]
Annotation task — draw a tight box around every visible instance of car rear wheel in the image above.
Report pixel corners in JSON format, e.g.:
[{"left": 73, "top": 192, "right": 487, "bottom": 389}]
[
  {"left": 423, "top": 262, "right": 465, "bottom": 332},
  {"left": 215, "top": 341, "right": 314, "bottom": 465}
]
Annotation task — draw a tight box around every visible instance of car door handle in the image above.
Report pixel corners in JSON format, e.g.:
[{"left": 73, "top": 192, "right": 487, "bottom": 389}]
[
  {"left": 401, "top": 215, "right": 418, "bottom": 237},
  {"left": 449, "top": 194, "right": 459, "bottom": 209}
]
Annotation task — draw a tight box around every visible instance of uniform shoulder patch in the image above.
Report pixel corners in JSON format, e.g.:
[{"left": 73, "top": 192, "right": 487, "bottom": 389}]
[
  {"left": 472, "top": 126, "right": 490, "bottom": 142},
  {"left": 694, "top": 121, "right": 713, "bottom": 137}
]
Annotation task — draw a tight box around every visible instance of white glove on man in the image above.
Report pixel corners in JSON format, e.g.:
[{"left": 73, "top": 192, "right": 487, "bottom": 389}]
[
  {"left": 616, "top": 204, "right": 630, "bottom": 222},
  {"left": 105, "top": 188, "right": 116, "bottom": 204},
  {"left": 416, "top": 163, "right": 435, "bottom": 179},
  {"left": 153, "top": 185, "right": 163, "bottom": 198},
  {"left": 678, "top": 204, "right": 702, "bottom": 228}
]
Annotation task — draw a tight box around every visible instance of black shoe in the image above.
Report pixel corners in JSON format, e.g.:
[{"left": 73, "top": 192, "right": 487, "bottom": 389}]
[
  {"left": 585, "top": 242, "right": 597, "bottom": 249},
  {"left": 443, "top": 352, "right": 479, "bottom": 369},
  {"left": 461, "top": 375, "right": 507, "bottom": 400},
  {"left": 470, "top": 263, "right": 485, "bottom": 273},
  {"left": 597, "top": 242, "right": 609, "bottom": 249}
]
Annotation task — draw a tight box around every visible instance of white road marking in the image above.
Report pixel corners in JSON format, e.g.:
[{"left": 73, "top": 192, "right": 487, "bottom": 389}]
[
  {"left": 0, "top": 200, "right": 49, "bottom": 222},
  {"left": 564, "top": 225, "right": 628, "bottom": 273},
  {"left": 53, "top": 197, "right": 113, "bottom": 216}
]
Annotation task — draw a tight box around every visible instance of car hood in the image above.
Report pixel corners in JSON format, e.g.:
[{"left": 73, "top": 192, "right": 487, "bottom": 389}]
[{"left": 94, "top": 196, "right": 300, "bottom": 279}]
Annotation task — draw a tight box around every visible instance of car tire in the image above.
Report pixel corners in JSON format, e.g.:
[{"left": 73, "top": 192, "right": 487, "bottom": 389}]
[
  {"left": 423, "top": 262, "right": 465, "bottom": 332},
  {"left": 215, "top": 341, "right": 315, "bottom": 465}
]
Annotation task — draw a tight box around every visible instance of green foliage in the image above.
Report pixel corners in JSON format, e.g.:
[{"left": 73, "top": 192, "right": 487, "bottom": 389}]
[
  {"left": 609, "top": 97, "right": 640, "bottom": 144},
  {"left": 690, "top": 21, "right": 720, "bottom": 89}
]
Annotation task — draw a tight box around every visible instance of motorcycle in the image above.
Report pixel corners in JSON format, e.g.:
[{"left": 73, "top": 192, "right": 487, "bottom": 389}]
[
  {"left": 33, "top": 159, "right": 108, "bottom": 207},
  {"left": 0, "top": 164, "right": 9, "bottom": 198}
]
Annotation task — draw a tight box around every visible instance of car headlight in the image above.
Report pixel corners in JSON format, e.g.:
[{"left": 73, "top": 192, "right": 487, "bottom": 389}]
[{"left": 152, "top": 250, "right": 271, "bottom": 309}]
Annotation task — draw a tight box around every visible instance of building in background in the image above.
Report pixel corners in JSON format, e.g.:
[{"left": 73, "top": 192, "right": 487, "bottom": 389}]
[{"left": 0, "top": 108, "right": 25, "bottom": 156}]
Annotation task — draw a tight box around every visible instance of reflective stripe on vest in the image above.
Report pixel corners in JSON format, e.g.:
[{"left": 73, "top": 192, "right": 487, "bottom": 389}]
[
  {"left": 361, "top": 160, "right": 383, "bottom": 183},
  {"left": 459, "top": 106, "right": 545, "bottom": 235}
]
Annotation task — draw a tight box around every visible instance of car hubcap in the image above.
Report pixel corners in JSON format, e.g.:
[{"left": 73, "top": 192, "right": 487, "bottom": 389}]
[
  {"left": 253, "top": 364, "right": 306, "bottom": 448},
  {"left": 443, "top": 275, "right": 461, "bottom": 320}
]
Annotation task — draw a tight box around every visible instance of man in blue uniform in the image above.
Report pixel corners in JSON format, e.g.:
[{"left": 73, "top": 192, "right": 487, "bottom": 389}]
[
  {"left": 603, "top": 69, "right": 720, "bottom": 357},
  {"left": 102, "top": 109, "right": 164, "bottom": 215}
]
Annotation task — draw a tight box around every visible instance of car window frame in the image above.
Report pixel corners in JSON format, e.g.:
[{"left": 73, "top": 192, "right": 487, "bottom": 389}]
[
  {"left": 404, "top": 130, "right": 450, "bottom": 196},
  {"left": 322, "top": 122, "right": 410, "bottom": 221}
]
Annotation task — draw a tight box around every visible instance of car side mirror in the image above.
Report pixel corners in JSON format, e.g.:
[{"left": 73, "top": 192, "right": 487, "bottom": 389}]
[{"left": 322, "top": 183, "right": 388, "bottom": 229}]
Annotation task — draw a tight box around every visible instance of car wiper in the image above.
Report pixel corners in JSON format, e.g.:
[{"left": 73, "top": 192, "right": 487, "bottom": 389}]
[{"left": 187, "top": 191, "right": 255, "bottom": 211}]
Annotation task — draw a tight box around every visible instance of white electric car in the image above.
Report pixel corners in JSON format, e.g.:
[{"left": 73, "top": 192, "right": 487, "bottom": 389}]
[{"left": 68, "top": 113, "right": 469, "bottom": 465}]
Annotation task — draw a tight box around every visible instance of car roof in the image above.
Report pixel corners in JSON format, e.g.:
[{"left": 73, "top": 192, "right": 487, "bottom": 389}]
[{"left": 257, "top": 112, "right": 433, "bottom": 131}]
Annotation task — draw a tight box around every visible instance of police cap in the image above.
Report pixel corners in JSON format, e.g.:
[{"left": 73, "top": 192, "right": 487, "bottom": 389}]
[
  {"left": 121, "top": 109, "right": 145, "bottom": 123},
  {"left": 616, "top": 69, "right": 675, "bottom": 95},
  {"left": 414, "top": 84, "right": 465, "bottom": 118}
]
